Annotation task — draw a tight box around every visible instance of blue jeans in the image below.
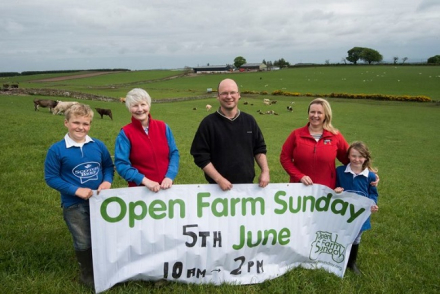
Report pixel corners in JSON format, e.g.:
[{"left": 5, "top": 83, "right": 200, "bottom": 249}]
[{"left": 63, "top": 202, "right": 91, "bottom": 251}]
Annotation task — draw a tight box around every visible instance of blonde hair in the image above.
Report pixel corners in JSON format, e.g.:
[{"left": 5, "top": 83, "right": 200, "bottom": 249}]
[
  {"left": 308, "top": 98, "right": 338, "bottom": 134},
  {"left": 348, "top": 141, "right": 378, "bottom": 172},
  {"left": 65, "top": 103, "right": 94, "bottom": 121},
  {"left": 125, "top": 88, "right": 152, "bottom": 109}
]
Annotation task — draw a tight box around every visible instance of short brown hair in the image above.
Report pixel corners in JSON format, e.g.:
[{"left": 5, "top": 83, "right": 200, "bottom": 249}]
[{"left": 65, "top": 103, "right": 94, "bottom": 121}]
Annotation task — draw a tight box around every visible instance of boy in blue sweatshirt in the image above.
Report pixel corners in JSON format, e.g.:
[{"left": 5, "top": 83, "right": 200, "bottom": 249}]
[{"left": 45, "top": 103, "right": 114, "bottom": 289}]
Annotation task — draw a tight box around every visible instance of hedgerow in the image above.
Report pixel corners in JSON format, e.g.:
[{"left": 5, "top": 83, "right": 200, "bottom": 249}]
[{"left": 245, "top": 90, "right": 433, "bottom": 102}]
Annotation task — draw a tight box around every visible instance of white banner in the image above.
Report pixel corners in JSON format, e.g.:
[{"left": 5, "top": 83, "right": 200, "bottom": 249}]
[{"left": 90, "top": 183, "right": 374, "bottom": 293}]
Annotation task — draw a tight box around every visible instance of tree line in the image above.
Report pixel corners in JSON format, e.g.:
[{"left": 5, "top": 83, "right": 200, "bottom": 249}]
[
  {"left": 233, "top": 56, "right": 290, "bottom": 69},
  {"left": 233, "top": 48, "right": 440, "bottom": 69}
]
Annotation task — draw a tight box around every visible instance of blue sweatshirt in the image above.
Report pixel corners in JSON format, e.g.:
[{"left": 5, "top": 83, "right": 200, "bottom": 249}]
[
  {"left": 45, "top": 135, "right": 114, "bottom": 208},
  {"left": 336, "top": 164, "right": 378, "bottom": 231}
]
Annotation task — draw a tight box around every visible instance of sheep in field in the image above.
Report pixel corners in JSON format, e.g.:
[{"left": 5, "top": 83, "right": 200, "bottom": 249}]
[
  {"left": 52, "top": 101, "right": 79, "bottom": 115},
  {"left": 206, "top": 104, "right": 212, "bottom": 111}
]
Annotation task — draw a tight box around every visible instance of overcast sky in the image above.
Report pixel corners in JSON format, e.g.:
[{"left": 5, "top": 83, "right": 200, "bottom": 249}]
[{"left": 1, "top": 0, "right": 439, "bottom": 72}]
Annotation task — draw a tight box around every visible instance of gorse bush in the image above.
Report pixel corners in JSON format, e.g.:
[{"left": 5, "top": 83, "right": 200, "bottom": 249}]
[{"left": 268, "top": 90, "right": 431, "bottom": 102}]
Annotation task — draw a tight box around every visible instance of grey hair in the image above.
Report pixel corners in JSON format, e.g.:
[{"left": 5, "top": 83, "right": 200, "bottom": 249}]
[{"left": 125, "top": 88, "right": 152, "bottom": 109}]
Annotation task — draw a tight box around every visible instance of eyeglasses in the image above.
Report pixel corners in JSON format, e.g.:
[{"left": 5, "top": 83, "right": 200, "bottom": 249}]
[{"left": 219, "top": 91, "right": 239, "bottom": 97}]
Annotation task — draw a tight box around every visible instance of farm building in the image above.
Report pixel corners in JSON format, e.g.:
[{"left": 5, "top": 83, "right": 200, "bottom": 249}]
[
  {"left": 193, "top": 65, "right": 233, "bottom": 74},
  {"left": 240, "top": 63, "right": 267, "bottom": 71}
]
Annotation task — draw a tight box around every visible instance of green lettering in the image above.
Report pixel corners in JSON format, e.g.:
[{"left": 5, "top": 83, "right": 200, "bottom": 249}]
[
  {"left": 331, "top": 199, "right": 348, "bottom": 216},
  {"left": 168, "top": 199, "right": 185, "bottom": 219},
  {"left": 101, "top": 196, "right": 126, "bottom": 223},
  {"left": 247, "top": 229, "right": 262, "bottom": 248},
  {"left": 197, "top": 192, "right": 210, "bottom": 217},
  {"left": 242, "top": 197, "right": 265, "bottom": 216},
  {"left": 303, "top": 195, "right": 316, "bottom": 212},
  {"left": 232, "top": 225, "right": 245, "bottom": 250},
  {"left": 230, "top": 198, "right": 240, "bottom": 216},
  {"left": 316, "top": 193, "right": 332, "bottom": 211},
  {"left": 274, "top": 190, "right": 287, "bottom": 214},
  {"left": 212, "top": 197, "right": 229, "bottom": 217},
  {"left": 263, "top": 229, "right": 278, "bottom": 245},
  {"left": 149, "top": 199, "right": 166, "bottom": 219},
  {"left": 289, "top": 195, "right": 301, "bottom": 213},
  {"left": 278, "top": 228, "right": 291, "bottom": 245},
  {"left": 347, "top": 204, "right": 366, "bottom": 223},
  {"left": 129, "top": 201, "right": 147, "bottom": 228}
]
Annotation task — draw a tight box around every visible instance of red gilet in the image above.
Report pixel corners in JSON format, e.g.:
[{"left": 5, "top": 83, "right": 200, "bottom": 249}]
[{"left": 123, "top": 115, "right": 170, "bottom": 187}]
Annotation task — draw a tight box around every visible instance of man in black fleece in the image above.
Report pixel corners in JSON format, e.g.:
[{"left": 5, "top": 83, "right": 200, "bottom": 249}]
[{"left": 190, "top": 78, "right": 270, "bottom": 191}]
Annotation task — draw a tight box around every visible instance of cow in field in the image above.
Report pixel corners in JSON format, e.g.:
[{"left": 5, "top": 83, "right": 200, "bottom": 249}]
[
  {"left": 95, "top": 108, "right": 113, "bottom": 120},
  {"left": 52, "top": 101, "right": 79, "bottom": 115},
  {"left": 34, "top": 99, "right": 58, "bottom": 112}
]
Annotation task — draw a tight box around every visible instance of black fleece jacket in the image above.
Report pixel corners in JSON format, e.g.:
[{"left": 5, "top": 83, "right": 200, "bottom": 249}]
[{"left": 190, "top": 111, "right": 267, "bottom": 184}]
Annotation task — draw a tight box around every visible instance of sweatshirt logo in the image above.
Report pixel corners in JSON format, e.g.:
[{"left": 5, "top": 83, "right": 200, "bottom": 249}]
[{"left": 72, "top": 161, "right": 100, "bottom": 184}]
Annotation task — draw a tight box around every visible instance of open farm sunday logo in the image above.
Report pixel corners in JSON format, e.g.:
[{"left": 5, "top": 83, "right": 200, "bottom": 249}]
[{"left": 310, "top": 231, "right": 345, "bottom": 263}]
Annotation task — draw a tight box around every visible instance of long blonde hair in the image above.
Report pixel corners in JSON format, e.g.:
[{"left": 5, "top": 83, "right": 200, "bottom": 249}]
[
  {"left": 348, "top": 141, "right": 378, "bottom": 172},
  {"left": 308, "top": 98, "right": 338, "bottom": 134}
]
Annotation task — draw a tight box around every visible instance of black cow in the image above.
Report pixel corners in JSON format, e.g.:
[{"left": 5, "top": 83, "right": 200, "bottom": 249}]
[
  {"left": 95, "top": 108, "right": 113, "bottom": 120},
  {"left": 34, "top": 99, "right": 58, "bottom": 112}
]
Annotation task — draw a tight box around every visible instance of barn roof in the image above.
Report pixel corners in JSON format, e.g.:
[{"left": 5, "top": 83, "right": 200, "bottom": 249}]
[
  {"left": 193, "top": 65, "right": 232, "bottom": 70},
  {"left": 241, "top": 63, "right": 264, "bottom": 67}
]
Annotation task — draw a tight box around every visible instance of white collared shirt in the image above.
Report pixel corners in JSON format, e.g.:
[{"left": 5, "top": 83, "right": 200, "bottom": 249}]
[
  {"left": 344, "top": 163, "right": 369, "bottom": 178},
  {"left": 64, "top": 134, "right": 94, "bottom": 148}
]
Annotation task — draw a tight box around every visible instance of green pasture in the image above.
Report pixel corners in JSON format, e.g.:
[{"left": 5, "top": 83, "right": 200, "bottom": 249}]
[
  {"left": 0, "top": 90, "right": 439, "bottom": 293},
  {"left": 3, "top": 66, "right": 439, "bottom": 101}
]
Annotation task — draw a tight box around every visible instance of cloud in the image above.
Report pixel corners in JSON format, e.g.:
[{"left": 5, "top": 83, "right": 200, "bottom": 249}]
[
  {"left": 417, "top": 0, "right": 440, "bottom": 11},
  {"left": 0, "top": 0, "right": 439, "bottom": 71}
]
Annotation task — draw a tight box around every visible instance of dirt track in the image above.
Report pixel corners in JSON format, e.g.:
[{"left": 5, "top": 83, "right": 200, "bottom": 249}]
[{"left": 31, "top": 71, "right": 117, "bottom": 82}]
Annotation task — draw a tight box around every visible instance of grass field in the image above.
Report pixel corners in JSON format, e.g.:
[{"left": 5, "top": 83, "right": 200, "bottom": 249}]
[
  {"left": 0, "top": 68, "right": 439, "bottom": 293},
  {"left": 3, "top": 65, "right": 440, "bottom": 100}
]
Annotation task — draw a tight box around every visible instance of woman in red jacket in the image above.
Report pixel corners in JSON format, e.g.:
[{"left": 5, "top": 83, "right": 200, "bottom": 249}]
[{"left": 280, "top": 98, "right": 349, "bottom": 189}]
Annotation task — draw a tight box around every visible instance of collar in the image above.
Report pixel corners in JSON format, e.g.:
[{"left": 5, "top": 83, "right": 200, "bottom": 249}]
[
  {"left": 131, "top": 113, "right": 152, "bottom": 131},
  {"left": 217, "top": 108, "right": 240, "bottom": 121},
  {"left": 344, "top": 163, "right": 369, "bottom": 177},
  {"left": 64, "top": 134, "right": 93, "bottom": 148},
  {"left": 298, "top": 123, "right": 332, "bottom": 139}
]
